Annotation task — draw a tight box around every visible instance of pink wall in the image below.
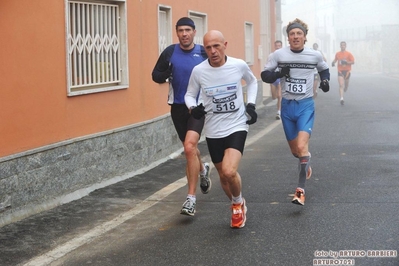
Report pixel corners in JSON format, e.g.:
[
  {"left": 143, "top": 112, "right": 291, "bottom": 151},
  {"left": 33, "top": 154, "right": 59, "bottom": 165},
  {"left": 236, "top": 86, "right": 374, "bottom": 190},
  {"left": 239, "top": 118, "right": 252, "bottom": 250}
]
[{"left": 0, "top": 0, "right": 266, "bottom": 158}]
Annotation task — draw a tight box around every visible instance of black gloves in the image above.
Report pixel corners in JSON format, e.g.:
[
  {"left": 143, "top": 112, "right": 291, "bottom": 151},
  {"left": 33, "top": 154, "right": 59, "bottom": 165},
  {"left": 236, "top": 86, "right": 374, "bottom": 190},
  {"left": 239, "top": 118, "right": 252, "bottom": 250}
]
[
  {"left": 246, "top": 103, "right": 257, "bottom": 125},
  {"left": 340, "top": 59, "right": 347, "bottom": 65},
  {"left": 319, "top": 80, "right": 329, "bottom": 92},
  {"left": 191, "top": 103, "right": 207, "bottom": 119},
  {"left": 276, "top": 66, "right": 290, "bottom": 78},
  {"left": 331, "top": 62, "right": 335, "bottom": 67}
]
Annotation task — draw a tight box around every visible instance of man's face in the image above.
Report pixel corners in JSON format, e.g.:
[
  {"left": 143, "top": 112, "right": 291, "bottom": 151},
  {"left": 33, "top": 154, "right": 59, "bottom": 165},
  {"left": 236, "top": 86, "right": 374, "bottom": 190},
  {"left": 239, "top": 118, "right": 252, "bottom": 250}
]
[
  {"left": 340, "top": 42, "right": 346, "bottom": 51},
  {"left": 274, "top": 42, "right": 282, "bottom": 50},
  {"left": 176, "top": 26, "right": 196, "bottom": 49},
  {"left": 313, "top": 44, "right": 318, "bottom": 50},
  {"left": 204, "top": 35, "right": 227, "bottom": 67},
  {"left": 288, "top": 28, "right": 306, "bottom": 50}
]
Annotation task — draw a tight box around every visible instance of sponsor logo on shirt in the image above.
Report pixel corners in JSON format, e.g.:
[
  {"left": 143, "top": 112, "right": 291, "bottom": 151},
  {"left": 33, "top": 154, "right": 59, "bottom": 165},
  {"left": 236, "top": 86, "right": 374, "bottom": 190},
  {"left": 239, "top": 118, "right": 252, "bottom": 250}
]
[
  {"left": 213, "top": 93, "right": 237, "bottom": 104},
  {"left": 279, "top": 63, "right": 316, "bottom": 69}
]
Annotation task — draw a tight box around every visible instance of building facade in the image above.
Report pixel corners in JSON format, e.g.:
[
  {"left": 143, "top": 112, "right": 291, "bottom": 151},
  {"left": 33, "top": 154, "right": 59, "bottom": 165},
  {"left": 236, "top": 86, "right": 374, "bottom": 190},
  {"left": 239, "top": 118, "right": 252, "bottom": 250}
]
[{"left": 0, "top": 0, "right": 276, "bottom": 226}]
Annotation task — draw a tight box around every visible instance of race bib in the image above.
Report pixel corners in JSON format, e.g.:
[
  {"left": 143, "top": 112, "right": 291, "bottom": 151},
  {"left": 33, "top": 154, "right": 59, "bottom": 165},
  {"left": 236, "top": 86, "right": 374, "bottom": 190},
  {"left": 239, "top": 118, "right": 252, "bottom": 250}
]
[
  {"left": 285, "top": 77, "right": 306, "bottom": 94},
  {"left": 204, "top": 83, "right": 240, "bottom": 113}
]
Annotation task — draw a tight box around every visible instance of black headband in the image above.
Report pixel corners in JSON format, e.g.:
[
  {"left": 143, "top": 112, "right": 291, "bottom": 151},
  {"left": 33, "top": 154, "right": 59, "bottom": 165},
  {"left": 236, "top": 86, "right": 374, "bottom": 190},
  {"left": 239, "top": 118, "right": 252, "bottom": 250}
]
[{"left": 286, "top": 23, "right": 307, "bottom": 35}]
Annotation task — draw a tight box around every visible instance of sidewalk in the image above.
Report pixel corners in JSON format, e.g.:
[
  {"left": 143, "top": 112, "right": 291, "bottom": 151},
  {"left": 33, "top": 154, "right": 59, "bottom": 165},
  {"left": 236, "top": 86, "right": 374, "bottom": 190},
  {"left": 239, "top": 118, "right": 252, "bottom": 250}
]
[{"left": 0, "top": 97, "right": 276, "bottom": 266}]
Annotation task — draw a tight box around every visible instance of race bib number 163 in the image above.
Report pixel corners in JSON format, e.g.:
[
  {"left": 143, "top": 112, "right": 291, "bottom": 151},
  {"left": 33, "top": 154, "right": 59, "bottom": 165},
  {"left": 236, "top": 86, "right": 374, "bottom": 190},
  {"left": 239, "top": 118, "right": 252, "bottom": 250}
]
[{"left": 285, "top": 77, "right": 306, "bottom": 94}]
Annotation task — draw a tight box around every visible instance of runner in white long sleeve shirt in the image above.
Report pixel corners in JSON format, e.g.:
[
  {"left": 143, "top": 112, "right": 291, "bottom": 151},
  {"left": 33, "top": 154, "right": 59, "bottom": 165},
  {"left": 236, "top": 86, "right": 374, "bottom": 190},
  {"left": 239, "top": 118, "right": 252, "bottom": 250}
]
[{"left": 185, "top": 30, "right": 258, "bottom": 229}]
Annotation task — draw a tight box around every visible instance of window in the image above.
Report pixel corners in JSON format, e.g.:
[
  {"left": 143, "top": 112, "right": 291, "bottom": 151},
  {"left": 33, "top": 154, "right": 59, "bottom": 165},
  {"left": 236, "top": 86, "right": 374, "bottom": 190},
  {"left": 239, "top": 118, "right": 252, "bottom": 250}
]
[
  {"left": 188, "top": 12, "right": 207, "bottom": 45},
  {"left": 245, "top": 22, "right": 254, "bottom": 65},
  {"left": 66, "top": 0, "right": 128, "bottom": 96},
  {"left": 158, "top": 5, "right": 172, "bottom": 55}
]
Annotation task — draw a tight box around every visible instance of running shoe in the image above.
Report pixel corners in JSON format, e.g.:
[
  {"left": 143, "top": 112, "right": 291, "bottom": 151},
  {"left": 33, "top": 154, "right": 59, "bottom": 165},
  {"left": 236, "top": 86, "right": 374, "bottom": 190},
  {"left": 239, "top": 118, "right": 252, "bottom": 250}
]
[
  {"left": 340, "top": 99, "right": 344, "bottom": 105},
  {"left": 180, "top": 198, "right": 196, "bottom": 216},
  {"left": 200, "top": 163, "right": 211, "bottom": 194},
  {"left": 292, "top": 188, "right": 305, "bottom": 206},
  {"left": 275, "top": 113, "right": 281, "bottom": 120},
  {"left": 231, "top": 198, "right": 247, "bottom": 228}
]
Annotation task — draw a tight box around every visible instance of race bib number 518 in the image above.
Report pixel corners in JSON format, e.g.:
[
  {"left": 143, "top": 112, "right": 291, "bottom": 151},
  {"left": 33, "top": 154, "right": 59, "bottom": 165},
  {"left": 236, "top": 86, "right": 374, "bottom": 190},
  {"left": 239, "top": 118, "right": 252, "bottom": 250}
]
[
  {"left": 204, "top": 83, "right": 239, "bottom": 113},
  {"left": 213, "top": 94, "right": 238, "bottom": 113},
  {"left": 285, "top": 77, "right": 306, "bottom": 94}
]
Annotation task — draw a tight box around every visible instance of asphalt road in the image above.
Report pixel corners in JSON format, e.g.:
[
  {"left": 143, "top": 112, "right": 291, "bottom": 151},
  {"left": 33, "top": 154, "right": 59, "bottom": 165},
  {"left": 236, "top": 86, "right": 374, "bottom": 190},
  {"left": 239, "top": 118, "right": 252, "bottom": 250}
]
[{"left": 1, "top": 72, "right": 398, "bottom": 266}]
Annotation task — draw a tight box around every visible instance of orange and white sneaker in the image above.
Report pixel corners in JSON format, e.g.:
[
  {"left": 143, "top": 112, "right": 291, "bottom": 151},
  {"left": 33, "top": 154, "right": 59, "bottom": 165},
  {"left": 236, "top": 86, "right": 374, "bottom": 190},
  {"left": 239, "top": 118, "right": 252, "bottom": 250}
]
[
  {"left": 292, "top": 188, "right": 305, "bottom": 206},
  {"left": 231, "top": 198, "right": 247, "bottom": 228}
]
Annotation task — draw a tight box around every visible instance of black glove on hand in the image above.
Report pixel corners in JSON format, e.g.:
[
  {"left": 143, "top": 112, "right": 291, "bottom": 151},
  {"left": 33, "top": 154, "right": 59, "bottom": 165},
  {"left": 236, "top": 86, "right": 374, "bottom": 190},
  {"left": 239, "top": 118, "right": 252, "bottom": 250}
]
[
  {"left": 276, "top": 66, "right": 290, "bottom": 78},
  {"left": 340, "top": 60, "right": 347, "bottom": 65},
  {"left": 319, "top": 80, "right": 329, "bottom": 92},
  {"left": 246, "top": 103, "right": 257, "bottom": 125},
  {"left": 191, "top": 103, "right": 207, "bottom": 120},
  {"left": 331, "top": 62, "right": 335, "bottom": 67}
]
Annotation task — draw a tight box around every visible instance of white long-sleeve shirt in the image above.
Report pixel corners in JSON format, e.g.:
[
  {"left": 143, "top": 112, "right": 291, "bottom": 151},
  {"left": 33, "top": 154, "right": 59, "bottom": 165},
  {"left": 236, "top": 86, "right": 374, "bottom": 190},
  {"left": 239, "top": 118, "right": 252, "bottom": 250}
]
[
  {"left": 185, "top": 56, "right": 258, "bottom": 138},
  {"left": 264, "top": 46, "right": 329, "bottom": 100}
]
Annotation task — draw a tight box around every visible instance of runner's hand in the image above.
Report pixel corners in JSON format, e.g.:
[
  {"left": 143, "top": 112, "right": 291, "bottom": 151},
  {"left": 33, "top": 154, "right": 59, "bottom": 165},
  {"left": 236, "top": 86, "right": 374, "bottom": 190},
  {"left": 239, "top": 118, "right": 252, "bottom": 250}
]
[
  {"left": 331, "top": 62, "right": 335, "bottom": 67},
  {"left": 276, "top": 66, "right": 290, "bottom": 78},
  {"left": 319, "top": 80, "right": 329, "bottom": 92},
  {"left": 246, "top": 103, "right": 257, "bottom": 125},
  {"left": 191, "top": 104, "right": 207, "bottom": 119}
]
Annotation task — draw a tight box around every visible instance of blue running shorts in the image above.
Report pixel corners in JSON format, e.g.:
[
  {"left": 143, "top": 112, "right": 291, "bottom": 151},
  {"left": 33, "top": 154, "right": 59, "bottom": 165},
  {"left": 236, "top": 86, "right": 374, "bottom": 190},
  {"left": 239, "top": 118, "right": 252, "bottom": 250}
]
[
  {"left": 272, "top": 78, "right": 281, "bottom": 87},
  {"left": 281, "top": 97, "right": 315, "bottom": 141}
]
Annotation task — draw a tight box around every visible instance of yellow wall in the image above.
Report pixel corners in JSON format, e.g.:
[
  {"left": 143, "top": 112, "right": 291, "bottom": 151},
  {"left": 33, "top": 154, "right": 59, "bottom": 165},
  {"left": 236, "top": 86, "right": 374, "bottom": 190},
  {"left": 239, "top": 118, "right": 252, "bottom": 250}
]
[{"left": 0, "top": 0, "right": 264, "bottom": 158}]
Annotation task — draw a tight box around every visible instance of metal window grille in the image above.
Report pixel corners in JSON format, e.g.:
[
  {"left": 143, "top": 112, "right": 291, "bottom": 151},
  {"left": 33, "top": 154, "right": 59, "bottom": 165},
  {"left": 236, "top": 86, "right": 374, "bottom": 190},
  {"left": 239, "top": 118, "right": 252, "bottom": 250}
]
[
  {"left": 158, "top": 9, "right": 170, "bottom": 55},
  {"left": 245, "top": 23, "right": 254, "bottom": 64},
  {"left": 190, "top": 14, "right": 206, "bottom": 45},
  {"left": 67, "top": 1, "right": 121, "bottom": 91}
]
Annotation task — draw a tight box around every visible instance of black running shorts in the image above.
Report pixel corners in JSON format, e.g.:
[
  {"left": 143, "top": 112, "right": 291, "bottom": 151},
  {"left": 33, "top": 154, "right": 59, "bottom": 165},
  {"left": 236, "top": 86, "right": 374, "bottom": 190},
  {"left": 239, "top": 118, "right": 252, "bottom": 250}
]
[
  {"left": 206, "top": 131, "right": 247, "bottom": 164},
  {"left": 170, "top": 104, "right": 204, "bottom": 142}
]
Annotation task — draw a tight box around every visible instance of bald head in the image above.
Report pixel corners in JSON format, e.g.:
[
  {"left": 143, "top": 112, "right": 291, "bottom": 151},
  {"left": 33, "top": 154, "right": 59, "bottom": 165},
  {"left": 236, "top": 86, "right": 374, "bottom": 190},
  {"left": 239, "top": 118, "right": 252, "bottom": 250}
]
[
  {"left": 203, "top": 30, "right": 227, "bottom": 67},
  {"left": 204, "top": 30, "right": 225, "bottom": 43}
]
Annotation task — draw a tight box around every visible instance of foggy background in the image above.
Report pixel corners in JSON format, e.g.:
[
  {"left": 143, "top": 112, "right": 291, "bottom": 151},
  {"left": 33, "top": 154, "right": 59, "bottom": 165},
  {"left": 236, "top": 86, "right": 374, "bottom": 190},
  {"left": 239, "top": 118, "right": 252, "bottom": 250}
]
[{"left": 279, "top": 0, "right": 399, "bottom": 76}]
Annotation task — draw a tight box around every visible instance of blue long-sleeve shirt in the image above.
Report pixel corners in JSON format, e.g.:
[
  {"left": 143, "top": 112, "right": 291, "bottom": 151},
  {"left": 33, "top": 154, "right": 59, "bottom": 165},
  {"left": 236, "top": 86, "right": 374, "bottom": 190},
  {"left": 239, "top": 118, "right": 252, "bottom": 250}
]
[{"left": 152, "top": 44, "right": 207, "bottom": 104}]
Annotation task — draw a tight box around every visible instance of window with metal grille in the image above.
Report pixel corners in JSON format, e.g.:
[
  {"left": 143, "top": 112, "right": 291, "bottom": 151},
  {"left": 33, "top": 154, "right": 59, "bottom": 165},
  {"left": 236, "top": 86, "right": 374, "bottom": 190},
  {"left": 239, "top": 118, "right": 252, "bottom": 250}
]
[
  {"left": 245, "top": 22, "right": 254, "bottom": 65},
  {"left": 158, "top": 5, "right": 172, "bottom": 55},
  {"left": 189, "top": 12, "right": 207, "bottom": 46},
  {"left": 66, "top": 0, "right": 128, "bottom": 96}
]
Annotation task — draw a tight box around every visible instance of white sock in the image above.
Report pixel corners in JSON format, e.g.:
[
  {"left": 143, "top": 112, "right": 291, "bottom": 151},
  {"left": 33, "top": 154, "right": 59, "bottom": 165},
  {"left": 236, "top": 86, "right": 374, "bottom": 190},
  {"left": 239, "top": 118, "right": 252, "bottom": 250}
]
[
  {"left": 187, "top": 194, "right": 196, "bottom": 203},
  {"left": 232, "top": 193, "right": 243, "bottom": 205},
  {"left": 277, "top": 110, "right": 281, "bottom": 115},
  {"left": 200, "top": 164, "right": 207, "bottom": 176}
]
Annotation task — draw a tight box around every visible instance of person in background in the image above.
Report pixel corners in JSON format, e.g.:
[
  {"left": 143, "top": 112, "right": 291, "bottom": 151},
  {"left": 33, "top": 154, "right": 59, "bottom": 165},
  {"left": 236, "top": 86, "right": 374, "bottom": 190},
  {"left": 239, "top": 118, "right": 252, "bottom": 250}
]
[
  {"left": 185, "top": 30, "right": 258, "bottom": 228},
  {"left": 312, "top": 43, "right": 327, "bottom": 98},
  {"left": 269, "top": 40, "right": 283, "bottom": 119},
  {"left": 261, "top": 18, "right": 330, "bottom": 206},
  {"left": 331, "top": 41, "right": 355, "bottom": 105},
  {"left": 152, "top": 17, "right": 210, "bottom": 216}
]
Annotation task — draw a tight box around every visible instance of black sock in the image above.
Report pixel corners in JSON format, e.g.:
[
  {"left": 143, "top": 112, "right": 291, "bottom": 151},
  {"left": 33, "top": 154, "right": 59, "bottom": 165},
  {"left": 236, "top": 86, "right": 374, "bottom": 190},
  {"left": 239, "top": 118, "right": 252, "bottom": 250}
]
[{"left": 298, "top": 156, "right": 310, "bottom": 189}]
